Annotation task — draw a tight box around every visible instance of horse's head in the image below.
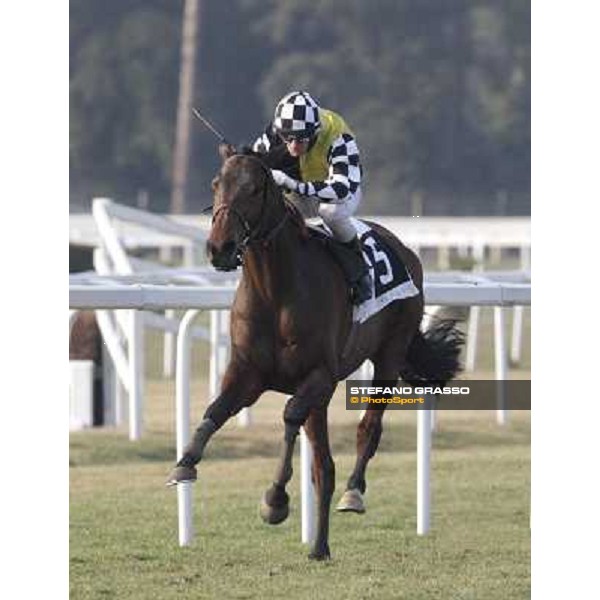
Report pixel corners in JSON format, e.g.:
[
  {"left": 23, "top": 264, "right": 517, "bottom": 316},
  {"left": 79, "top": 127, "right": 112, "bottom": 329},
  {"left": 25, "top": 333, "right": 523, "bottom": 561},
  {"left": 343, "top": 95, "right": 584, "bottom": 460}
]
[{"left": 207, "top": 154, "right": 274, "bottom": 271}]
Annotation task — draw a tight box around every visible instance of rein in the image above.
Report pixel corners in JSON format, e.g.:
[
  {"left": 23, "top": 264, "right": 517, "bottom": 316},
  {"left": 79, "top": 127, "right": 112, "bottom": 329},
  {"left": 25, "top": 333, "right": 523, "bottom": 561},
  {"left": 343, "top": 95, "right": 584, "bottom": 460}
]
[{"left": 212, "top": 157, "right": 291, "bottom": 263}]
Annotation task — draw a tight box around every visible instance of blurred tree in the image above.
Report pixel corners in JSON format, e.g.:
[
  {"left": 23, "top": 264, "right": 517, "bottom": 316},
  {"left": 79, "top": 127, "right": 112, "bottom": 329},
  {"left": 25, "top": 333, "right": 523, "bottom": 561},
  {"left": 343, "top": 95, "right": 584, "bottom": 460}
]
[
  {"left": 243, "top": 0, "right": 530, "bottom": 215},
  {"left": 70, "top": 0, "right": 181, "bottom": 209},
  {"left": 468, "top": 0, "right": 530, "bottom": 197},
  {"left": 186, "top": 0, "right": 275, "bottom": 207},
  {"left": 70, "top": 0, "right": 530, "bottom": 215}
]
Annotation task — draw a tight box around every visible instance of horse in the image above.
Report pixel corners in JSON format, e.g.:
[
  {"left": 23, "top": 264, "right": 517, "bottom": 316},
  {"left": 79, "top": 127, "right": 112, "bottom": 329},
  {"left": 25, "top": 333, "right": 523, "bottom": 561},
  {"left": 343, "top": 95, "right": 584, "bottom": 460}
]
[{"left": 167, "top": 148, "right": 464, "bottom": 560}]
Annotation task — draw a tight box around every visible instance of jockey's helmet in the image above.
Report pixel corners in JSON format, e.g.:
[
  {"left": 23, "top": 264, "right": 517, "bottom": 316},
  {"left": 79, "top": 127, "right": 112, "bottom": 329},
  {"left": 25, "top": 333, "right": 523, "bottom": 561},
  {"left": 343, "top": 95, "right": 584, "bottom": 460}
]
[{"left": 273, "top": 91, "right": 321, "bottom": 143}]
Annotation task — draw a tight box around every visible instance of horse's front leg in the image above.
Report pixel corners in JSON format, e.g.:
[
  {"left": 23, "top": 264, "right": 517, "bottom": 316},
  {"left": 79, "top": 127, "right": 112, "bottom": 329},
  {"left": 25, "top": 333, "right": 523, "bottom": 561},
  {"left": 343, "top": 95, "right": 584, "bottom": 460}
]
[
  {"left": 259, "top": 386, "right": 318, "bottom": 525},
  {"left": 259, "top": 402, "right": 299, "bottom": 525},
  {"left": 259, "top": 369, "right": 335, "bottom": 555},
  {"left": 166, "top": 360, "right": 264, "bottom": 485}
]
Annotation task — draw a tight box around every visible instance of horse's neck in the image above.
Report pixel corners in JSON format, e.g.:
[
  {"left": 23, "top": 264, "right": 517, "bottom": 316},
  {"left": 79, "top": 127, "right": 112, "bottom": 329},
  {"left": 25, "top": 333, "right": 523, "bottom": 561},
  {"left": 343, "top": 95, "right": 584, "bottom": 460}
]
[{"left": 243, "top": 220, "right": 303, "bottom": 305}]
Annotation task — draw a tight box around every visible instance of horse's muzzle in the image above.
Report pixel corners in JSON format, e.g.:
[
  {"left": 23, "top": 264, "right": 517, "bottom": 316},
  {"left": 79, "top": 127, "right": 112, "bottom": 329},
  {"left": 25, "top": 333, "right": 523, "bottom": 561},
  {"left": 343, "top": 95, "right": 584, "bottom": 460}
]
[{"left": 206, "top": 239, "right": 240, "bottom": 271}]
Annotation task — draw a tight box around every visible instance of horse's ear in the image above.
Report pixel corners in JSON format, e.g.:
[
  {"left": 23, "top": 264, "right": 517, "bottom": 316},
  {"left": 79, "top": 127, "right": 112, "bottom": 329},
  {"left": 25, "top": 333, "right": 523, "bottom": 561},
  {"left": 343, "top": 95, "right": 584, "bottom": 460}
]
[{"left": 218, "top": 143, "right": 237, "bottom": 161}]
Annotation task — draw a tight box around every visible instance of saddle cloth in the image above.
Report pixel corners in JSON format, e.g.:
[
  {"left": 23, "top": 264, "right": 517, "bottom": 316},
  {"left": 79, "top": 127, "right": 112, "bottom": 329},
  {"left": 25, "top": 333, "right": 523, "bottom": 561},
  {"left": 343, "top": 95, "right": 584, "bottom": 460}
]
[{"left": 307, "top": 218, "right": 420, "bottom": 324}]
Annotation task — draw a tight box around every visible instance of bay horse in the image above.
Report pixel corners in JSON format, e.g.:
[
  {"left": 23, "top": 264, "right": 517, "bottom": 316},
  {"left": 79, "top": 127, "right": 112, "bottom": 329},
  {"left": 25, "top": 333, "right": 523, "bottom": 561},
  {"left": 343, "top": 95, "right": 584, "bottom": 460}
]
[{"left": 167, "top": 148, "right": 463, "bottom": 560}]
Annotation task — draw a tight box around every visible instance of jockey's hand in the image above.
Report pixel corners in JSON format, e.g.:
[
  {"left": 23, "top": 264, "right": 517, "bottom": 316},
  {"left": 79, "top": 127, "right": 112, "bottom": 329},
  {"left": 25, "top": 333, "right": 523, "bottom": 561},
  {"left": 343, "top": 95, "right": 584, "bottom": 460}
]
[
  {"left": 271, "top": 169, "right": 299, "bottom": 192},
  {"left": 218, "top": 143, "right": 237, "bottom": 160}
]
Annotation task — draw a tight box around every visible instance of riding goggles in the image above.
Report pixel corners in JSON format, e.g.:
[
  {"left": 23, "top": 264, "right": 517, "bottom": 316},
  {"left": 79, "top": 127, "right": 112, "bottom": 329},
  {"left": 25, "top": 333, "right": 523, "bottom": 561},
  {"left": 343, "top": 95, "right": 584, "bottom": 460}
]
[{"left": 279, "top": 131, "right": 313, "bottom": 144}]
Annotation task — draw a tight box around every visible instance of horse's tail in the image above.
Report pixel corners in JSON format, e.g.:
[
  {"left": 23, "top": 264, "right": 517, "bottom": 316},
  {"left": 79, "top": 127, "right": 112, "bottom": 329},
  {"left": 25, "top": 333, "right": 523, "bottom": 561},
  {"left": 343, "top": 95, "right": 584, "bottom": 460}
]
[{"left": 400, "top": 320, "right": 465, "bottom": 386}]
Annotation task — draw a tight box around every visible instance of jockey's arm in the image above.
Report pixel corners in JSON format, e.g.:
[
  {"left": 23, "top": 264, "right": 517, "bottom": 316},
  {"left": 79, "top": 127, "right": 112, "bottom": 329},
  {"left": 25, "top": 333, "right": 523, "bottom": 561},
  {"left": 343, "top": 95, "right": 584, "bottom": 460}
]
[
  {"left": 251, "top": 126, "right": 275, "bottom": 153},
  {"left": 296, "top": 134, "right": 362, "bottom": 203},
  {"left": 250, "top": 123, "right": 301, "bottom": 178}
]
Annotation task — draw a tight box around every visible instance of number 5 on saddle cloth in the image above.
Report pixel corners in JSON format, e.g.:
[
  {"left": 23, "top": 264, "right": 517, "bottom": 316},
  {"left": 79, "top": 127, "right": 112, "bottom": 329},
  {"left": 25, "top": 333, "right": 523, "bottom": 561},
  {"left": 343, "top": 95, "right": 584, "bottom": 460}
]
[{"left": 308, "top": 218, "right": 420, "bottom": 324}]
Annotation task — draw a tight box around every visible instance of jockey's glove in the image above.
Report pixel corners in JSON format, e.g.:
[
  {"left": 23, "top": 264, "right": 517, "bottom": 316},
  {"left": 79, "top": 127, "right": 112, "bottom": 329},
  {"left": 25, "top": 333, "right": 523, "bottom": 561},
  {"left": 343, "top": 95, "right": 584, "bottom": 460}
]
[
  {"left": 271, "top": 169, "right": 300, "bottom": 193},
  {"left": 218, "top": 142, "right": 238, "bottom": 159}
]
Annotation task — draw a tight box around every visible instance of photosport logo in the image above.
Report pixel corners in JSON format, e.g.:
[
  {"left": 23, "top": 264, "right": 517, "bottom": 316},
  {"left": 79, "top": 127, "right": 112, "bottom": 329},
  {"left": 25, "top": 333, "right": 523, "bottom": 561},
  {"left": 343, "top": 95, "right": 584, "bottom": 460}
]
[{"left": 345, "top": 380, "right": 531, "bottom": 410}]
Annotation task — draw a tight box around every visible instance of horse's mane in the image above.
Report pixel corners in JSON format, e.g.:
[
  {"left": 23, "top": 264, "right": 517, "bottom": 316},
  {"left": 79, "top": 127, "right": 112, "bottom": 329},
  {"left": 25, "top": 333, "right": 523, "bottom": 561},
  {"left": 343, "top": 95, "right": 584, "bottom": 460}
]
[
  {"left": 281, "top": 197, "right": 309, "bottom": 239},
  {"left": 236, "top": 147, "right": 309, "bottom": 240}
]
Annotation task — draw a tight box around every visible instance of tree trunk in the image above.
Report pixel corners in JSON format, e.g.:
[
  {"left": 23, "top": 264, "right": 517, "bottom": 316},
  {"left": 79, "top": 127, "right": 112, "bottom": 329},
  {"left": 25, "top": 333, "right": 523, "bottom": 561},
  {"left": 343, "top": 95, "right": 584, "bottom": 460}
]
[{"left": 170, "top": 0, "right": 200, "bottom": 214}]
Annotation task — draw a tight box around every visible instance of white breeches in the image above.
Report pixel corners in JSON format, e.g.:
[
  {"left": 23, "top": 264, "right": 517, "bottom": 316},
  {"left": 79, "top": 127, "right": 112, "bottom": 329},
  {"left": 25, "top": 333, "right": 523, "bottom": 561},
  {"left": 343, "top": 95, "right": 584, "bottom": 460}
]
[{"left": 318, "top": 188, "right": 362, "bottom": 243}]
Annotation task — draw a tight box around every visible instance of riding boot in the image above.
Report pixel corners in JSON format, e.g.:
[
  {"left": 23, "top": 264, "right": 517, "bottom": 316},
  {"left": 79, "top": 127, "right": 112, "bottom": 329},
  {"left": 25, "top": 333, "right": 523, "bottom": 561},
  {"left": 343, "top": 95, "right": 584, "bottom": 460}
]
[
  {"left": 328, "top": 236, "right": 373, "bottom": 305},
  {"left": 344, "top": 236, "right": 374, "bottom": 304}
]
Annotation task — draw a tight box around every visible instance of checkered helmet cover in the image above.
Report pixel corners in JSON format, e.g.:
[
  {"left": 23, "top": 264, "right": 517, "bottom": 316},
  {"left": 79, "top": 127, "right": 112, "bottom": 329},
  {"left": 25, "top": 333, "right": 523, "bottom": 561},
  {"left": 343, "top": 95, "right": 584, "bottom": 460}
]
[{"left": 273, "top": 91, "right": 321, "bottom": 138}]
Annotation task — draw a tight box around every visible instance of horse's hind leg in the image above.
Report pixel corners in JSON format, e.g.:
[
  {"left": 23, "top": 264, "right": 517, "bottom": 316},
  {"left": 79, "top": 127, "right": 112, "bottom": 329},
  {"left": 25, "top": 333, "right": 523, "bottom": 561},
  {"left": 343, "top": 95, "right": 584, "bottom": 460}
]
[
  {"left": 337, "top": 342, "right": 405, "bottom": 514},
  {"left": 336, "top": 405, "right": 387, "bottom": 513}
]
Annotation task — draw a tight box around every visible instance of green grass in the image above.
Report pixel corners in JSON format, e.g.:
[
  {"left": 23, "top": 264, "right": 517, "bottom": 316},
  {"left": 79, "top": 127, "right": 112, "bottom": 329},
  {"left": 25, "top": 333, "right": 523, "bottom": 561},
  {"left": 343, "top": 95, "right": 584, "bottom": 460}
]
[
  {"left": 70, "top": 375, "right": 530, "bottom": 599},
  {"left": 71, "top": 306, "right": 530, "bottom": 598}
]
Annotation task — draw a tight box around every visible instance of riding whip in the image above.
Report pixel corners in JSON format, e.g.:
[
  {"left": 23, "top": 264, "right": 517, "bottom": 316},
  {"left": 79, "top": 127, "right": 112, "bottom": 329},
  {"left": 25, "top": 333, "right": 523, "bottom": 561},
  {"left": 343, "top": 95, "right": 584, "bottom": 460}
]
[
  {"left": 192, "top": 107, "right": 235, "bottom": 213},
  {"left": 192, "top": 107, "right": 230, "bottom": 144}
]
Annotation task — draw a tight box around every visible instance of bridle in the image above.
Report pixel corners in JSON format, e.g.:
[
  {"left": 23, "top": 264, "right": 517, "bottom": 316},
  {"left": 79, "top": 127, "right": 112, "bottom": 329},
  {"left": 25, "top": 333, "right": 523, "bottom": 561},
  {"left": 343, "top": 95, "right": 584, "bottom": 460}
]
[{"left": 211, "top": 157, "right": 290, "bottom": 265}]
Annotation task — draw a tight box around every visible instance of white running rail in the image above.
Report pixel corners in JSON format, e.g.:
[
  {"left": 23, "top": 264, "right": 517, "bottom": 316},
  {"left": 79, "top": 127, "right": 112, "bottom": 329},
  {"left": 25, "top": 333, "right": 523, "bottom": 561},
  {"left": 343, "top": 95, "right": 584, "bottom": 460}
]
[
  {"left": 70, "top": 274, "right": 530, "bottom": 547},
  {"left": 86, "top": 199, "right": 247, "bottom": 435}
]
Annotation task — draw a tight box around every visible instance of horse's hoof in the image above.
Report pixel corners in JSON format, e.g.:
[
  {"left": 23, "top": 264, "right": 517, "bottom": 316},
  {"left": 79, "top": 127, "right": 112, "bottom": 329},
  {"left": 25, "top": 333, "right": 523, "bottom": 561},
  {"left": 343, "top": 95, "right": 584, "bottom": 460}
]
[
  {"left": 165, "top": 465, "right": 197, "bottom": 487},
  {"left": 259, "top": 495, "right": 289, "bottom": 525},
  {"left": 335, "top": 488, "right": 366, "bottom": 513},
  {"left": 308, "top": 544, "right": 331, "bottom": 561},
  {"left": 260, "top": 486, "right": 289, "bottom": 524}
]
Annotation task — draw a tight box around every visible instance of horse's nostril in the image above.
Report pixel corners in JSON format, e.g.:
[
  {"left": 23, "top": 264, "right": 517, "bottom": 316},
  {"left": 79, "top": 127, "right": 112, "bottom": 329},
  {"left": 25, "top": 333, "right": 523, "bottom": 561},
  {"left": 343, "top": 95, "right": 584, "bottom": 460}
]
[
  {"left": 207, "top": 239, "right": 238, "bottom": 268},
  {"left": 222, "top": 240, "right": 237, "bottom": 256},
  {"left": 206, "top": 240, "right": 217, "bottom": 258}
]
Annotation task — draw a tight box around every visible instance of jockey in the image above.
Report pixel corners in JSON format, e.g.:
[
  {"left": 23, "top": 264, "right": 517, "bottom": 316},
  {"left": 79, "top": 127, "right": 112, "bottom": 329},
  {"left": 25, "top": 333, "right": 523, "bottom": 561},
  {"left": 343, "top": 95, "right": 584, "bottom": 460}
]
[{"left": 250, "top": 90, "right": 372, "bottom": 305}]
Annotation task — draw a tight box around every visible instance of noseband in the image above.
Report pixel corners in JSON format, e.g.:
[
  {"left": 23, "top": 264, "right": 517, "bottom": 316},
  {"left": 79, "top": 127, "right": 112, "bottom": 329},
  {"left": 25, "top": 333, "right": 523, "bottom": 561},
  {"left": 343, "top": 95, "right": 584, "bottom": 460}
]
[{"left": 212, "top": 158, "right": 289, "bottom": 264}]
